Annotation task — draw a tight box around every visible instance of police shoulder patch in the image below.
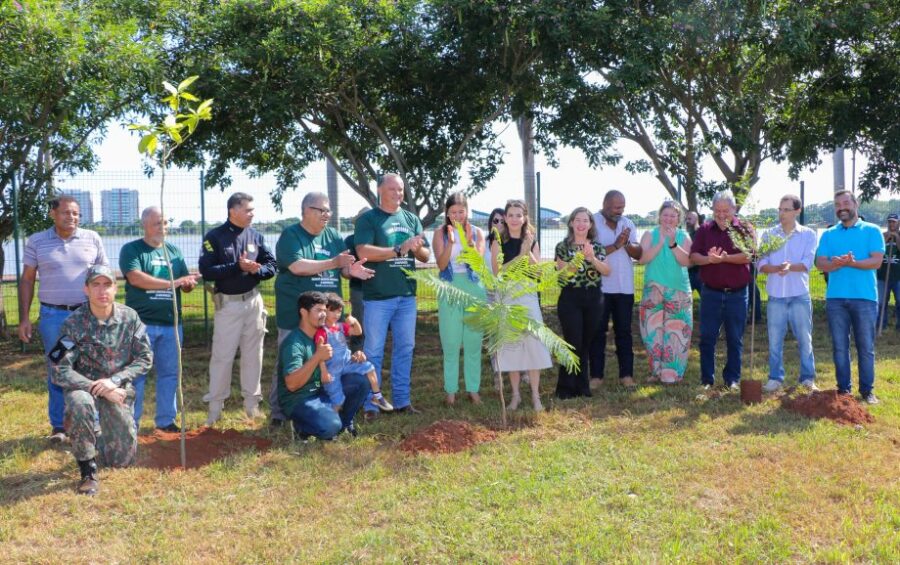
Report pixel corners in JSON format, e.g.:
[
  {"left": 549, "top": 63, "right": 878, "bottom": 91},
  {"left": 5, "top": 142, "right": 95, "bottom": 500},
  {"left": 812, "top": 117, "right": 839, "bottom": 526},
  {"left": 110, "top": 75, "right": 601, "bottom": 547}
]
[
  {"left": 48, "top": 336, "right": 76, "bottom": 364},
  {"left": 203, "top": 239, "right": 214, "bottom": 252}
]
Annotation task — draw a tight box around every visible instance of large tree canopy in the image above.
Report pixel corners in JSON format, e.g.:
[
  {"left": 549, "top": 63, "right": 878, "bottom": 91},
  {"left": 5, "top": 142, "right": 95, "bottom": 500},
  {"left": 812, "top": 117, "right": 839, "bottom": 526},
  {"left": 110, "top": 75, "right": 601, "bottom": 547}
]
[
  {"left": 538, "top": 0, "right": 880, "bottom": 211},
  {"left": 170, "top": 0, "right": 586, "bottom": 225},
  {"left": 0, "top": 0, "right": 162, "bottom": 240},
  {"left": 774, "top": 0, "right": 900, "bottom": 201}
]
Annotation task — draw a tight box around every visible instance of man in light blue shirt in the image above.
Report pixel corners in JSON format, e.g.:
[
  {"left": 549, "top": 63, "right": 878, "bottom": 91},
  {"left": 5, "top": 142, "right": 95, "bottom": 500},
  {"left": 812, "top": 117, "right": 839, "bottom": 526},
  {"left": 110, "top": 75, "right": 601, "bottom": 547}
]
[
  {"left": 815, "top": 190, "right": 884, "bottom": 404},
  {"left": 758, "top": 195, "right": 818, "bottom": 393}
]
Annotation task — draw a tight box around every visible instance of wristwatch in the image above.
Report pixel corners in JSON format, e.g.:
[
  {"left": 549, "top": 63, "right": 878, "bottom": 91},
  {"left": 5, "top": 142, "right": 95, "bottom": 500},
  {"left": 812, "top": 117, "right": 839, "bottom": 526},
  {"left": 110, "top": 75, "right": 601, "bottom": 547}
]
[
  {"left": 110, "top": 374, "right": 124, "bottom": 387},
  {"left": 393, "top": 244, "right": 403, "bottom": 258}
]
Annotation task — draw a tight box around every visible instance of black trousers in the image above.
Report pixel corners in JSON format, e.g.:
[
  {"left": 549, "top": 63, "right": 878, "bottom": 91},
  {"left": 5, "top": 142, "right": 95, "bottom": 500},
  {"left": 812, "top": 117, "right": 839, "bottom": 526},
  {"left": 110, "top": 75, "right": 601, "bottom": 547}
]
[
  {"left": 589, "top": 292, "right": 635, "bottom": 379},
  {"left": 556, "top": 286, "right": 603, "bottom": 398}
]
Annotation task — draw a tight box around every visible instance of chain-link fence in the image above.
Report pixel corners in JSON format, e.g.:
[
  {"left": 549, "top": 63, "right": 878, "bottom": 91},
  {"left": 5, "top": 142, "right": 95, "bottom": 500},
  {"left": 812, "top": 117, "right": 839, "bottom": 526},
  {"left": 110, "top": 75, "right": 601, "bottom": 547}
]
[{"left": 2, "top": 169, "right": 833, "bottom": 343}]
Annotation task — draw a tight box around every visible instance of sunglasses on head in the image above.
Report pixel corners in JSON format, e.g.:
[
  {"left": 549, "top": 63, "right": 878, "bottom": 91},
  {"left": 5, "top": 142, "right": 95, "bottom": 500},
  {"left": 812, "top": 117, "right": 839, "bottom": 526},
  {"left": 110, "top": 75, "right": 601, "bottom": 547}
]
[{"left": 492, "top": 218, "right": 505, "bottom": 225}]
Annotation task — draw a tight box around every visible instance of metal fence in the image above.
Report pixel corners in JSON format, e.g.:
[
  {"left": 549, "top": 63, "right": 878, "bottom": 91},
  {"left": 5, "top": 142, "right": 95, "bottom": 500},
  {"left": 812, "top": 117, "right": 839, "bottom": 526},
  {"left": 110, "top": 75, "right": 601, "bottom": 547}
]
[{"left": 1, "top": 169, "right": 831, "bottom": 342}]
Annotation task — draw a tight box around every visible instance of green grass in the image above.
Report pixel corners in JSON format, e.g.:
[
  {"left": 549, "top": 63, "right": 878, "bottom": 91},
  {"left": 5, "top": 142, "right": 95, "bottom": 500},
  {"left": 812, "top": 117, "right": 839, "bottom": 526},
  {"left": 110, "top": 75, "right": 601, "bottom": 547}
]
[{"left": 1, "top": 308, "right": 899, "bottom": 563}]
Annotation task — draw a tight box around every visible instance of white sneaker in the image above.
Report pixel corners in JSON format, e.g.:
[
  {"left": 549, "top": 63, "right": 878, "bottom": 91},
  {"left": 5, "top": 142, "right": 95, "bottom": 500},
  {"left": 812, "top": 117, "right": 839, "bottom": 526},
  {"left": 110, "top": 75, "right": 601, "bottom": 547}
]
[
  {"left": 762, "top": 379, "right": 783, "bottom": 393},
  {"left": 245, "top": 405, "right": 262, "bottom": 420},
  {"left": 205, "top": 403, "right": 223, "bottom": 427},
  {"left": 800, "top": 380, "right": 819, "bottom": 391}
]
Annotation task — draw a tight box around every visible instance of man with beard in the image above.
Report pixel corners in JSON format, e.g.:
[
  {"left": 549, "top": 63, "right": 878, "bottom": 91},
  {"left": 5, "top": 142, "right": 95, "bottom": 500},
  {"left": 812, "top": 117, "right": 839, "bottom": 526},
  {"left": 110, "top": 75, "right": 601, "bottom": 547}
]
[
  {"left": 268, "top": 193, "right": 374, "bottom": 426},
  {"left": 815, "top": 190, "right": 884, "bottom": 404},
  {"left": 277, "top": 291, "right": 368, "bottom": 439},
  {"left": 590, "top": 190, "right": 642, "bottom": 388}
]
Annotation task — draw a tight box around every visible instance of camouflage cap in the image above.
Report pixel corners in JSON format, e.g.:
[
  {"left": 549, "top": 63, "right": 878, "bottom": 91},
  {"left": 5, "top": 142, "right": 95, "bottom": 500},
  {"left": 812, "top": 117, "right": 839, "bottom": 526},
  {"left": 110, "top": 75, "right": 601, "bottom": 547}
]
[{"left": 85, "top": 264, "right": 116, "bottom": 284}]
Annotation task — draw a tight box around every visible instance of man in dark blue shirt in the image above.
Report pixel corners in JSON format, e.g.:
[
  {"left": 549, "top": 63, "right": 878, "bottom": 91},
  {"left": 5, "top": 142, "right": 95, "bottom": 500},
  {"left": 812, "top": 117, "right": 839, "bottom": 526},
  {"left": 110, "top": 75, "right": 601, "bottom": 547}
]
[{"left": 199, "top": 192, "right": 276, "bottom": 425}]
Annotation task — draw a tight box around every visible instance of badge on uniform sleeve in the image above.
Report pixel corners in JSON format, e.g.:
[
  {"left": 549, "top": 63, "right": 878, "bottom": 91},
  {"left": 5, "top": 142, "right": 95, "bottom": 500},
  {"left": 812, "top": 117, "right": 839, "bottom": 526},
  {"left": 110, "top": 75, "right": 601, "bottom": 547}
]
[
  {"left": 48, "top": 336, "right": 76, "bottom": 364},
  {"left": 203, "top": 239, "right": 214, "bottom": 252}
]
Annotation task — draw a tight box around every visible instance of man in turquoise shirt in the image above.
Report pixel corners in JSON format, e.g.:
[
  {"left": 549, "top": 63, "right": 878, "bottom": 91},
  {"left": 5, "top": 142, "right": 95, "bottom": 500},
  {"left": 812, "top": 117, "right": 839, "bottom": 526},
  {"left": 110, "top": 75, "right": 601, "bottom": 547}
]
[{"left": 815, "top": 190, "right": 884, "bottom": 404}]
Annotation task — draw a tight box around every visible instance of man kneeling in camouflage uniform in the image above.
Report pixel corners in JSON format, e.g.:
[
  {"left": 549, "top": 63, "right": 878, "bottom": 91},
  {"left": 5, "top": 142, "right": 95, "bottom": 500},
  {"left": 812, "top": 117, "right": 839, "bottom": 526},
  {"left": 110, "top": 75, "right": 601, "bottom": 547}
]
[{"left": 49, "top": 265, "right": 153, "bottom": 495}]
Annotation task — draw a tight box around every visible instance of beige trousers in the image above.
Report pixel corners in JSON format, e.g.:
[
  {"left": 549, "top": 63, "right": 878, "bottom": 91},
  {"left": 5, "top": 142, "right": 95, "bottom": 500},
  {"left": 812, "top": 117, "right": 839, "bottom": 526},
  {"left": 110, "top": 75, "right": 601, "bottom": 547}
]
[{"left": 203, "top": 291, "right": 267, "bottom": 413}]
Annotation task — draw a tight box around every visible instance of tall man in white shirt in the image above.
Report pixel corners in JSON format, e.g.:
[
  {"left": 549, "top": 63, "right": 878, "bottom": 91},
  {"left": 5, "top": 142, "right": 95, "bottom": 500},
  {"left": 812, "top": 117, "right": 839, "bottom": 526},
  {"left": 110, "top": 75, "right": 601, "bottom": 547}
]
[
  {"left": 591, "top": 190, "right": 642, "bottom": 387},
  {"left": 757, "top": 194, "right": 818, "bottom": 392}
]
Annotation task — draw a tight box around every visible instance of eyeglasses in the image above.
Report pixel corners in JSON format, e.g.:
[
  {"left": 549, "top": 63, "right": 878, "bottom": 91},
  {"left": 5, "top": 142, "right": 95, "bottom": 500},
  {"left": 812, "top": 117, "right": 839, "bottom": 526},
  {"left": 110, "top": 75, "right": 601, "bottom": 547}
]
[
  {"left": 492, "top": 218, "right": 505, "bottom": 225},
  {"left": 308, "top": 206, "right": 332, "bottom": 216}
]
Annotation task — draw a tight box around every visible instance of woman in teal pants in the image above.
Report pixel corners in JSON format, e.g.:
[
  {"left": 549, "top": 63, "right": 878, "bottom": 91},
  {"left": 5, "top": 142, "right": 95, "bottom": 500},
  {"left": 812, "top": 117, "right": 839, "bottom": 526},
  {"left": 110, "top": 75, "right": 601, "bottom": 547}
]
[{"left": 432, "top": 192, "right": 487, "bottom": 405}]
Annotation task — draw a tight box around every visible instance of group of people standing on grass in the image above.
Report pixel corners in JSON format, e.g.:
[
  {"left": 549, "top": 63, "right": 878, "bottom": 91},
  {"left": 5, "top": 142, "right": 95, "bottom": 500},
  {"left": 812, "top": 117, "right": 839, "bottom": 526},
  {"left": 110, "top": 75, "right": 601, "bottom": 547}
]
[{"left": 16, "top": 175, "right": 885, "bottom": 496}]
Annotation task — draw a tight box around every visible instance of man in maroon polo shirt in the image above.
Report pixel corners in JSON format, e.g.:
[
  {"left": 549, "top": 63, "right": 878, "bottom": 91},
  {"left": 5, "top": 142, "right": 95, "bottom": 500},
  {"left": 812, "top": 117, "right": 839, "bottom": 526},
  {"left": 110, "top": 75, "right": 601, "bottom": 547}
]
[{"left": 689, "top": 190, "right": 752, "bottom": 389}]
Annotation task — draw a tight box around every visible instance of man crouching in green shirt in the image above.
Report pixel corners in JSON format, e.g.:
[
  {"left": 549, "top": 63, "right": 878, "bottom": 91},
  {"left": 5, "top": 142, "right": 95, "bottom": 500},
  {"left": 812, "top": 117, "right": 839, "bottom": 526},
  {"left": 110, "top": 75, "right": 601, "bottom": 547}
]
[
  {"left": 278, "top": 291, "right": 369, "bottom": 440},
  {"left": 49, "top": 265, "right": 153, "bottom": 495}
]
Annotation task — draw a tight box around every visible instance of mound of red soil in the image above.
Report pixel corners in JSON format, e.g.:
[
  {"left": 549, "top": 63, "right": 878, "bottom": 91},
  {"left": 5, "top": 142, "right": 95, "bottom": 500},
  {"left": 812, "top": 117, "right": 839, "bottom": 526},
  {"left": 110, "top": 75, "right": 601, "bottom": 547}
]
[
  {"left": 782, "top": 390, "right": 875, "bottom": 426},
  {"left": 400, "top": 419, "right": 498, "bottom": 455},
  {"left": 137, "top": 427, "right": 272, "bottom": 470}
]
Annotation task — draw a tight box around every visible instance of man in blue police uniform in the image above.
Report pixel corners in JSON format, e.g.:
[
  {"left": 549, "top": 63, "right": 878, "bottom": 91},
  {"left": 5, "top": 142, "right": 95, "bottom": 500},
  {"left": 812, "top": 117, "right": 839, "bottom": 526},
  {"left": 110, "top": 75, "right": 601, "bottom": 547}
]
[{"left": 199, "top": 192, "right": 277, "bottom": 425}]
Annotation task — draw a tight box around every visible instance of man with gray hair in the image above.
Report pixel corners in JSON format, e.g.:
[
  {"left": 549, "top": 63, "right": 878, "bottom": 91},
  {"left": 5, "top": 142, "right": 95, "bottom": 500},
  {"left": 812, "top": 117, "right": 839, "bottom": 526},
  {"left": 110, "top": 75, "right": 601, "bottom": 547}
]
[
  {"left": 120, "top": 207, "right": 200, "bottom": 431},
  {"left": 269, "top": 192, "right": 374, "bottom": 426},
  {"left": 689, "top": 190, "right": 753, "bottom": 390}
]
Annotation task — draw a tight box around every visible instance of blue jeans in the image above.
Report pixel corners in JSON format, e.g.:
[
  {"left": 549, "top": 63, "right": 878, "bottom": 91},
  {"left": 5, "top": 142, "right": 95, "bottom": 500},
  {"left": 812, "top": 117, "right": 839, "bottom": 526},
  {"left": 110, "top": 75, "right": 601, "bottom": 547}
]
[
  {"left": 289, "top": 372, "right": 368, "bottom": 439},
  {"left": 133, "top": 324, "right": 183, "bottom": 429},
  {"left": 699, "top": 286, "right": 748, "bottom": 385},
  {"left": 363, "top": 296, "right": 416, "bottom": 412},
  {"left": 766, "top": 296, "right": 816, "bottom": 383},
  {"left": 39, "top": 305, "right": 75, "bottom": 429},
  {"left": 323, "top": 360, "right": 375, "bottom": 407},
  {"left": 825, "top": 299, "right": 877, "bottom": 395},
  {"left": 876, "top": 279, "right": 900, "bottom": 330}
]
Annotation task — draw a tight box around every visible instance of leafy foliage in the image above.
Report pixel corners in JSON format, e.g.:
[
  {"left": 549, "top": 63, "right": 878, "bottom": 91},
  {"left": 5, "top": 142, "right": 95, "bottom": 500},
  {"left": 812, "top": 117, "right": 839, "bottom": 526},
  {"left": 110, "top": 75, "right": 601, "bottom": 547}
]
[
  {"left": 0, "top": 0, "right": 163, "bottom": 243},
  {"left": 539, "top": 0, "right": 882, "bottom": 211},
  {"left": 406, "top": 222, "right": 579, "bottom": 371}
]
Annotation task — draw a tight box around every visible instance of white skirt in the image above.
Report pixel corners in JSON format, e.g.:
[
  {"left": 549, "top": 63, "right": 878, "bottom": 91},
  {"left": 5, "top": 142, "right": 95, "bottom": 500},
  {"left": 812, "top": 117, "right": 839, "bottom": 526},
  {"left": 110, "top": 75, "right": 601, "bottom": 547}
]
[{"left": 493, "top": 292, "right": 553, "bottom": 372}]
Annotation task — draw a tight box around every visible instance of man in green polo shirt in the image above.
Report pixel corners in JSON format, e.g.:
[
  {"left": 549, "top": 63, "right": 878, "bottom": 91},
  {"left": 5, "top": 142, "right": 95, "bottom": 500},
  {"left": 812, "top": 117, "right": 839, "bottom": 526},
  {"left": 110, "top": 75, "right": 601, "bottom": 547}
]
[
  {"left": 269, "top": 192, "right": 373, "bottom": 425},
  {"left": 120, "top": 207, "right": 200, "bottom": 432},
  {"left": 278, "top": 291, "right": 369, "bottom": 439},
  {"left": 355, "top": 173, "right": 431, "bottom": 419}
]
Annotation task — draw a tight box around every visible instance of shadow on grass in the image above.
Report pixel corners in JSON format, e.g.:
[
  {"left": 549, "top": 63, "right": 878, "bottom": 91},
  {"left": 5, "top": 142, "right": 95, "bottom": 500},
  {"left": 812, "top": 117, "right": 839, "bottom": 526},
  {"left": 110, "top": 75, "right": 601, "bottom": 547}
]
[
  {"left": 726, "top": 405, "right": 816, "bottom": 435},
  {"left": 0, "top": 436, "right": 70, "bottom": 506}
]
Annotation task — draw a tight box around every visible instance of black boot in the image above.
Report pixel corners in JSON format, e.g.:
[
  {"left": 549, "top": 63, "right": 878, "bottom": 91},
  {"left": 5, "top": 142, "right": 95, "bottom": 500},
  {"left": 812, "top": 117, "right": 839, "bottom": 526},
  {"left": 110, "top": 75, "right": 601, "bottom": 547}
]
[{"left": 76, "top": 458, "right": 99, "bottom": 496}]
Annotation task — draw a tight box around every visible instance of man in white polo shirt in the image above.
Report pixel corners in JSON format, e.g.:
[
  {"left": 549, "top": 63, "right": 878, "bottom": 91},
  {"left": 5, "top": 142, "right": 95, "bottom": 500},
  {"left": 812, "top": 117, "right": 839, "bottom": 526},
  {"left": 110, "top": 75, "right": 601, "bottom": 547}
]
[
  {"left": 19, "top": 195, "right": 108, "bottom": 442},
  {"left": 591, "top": 190, "right": 642, "bottom": 387}
]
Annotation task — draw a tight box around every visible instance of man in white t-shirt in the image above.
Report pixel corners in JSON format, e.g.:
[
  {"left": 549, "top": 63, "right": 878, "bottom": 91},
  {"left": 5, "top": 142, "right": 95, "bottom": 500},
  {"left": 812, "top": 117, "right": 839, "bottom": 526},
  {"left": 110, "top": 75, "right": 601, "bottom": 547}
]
[{"left": 591, "top": 190, "right": 642, "bottom": 387}]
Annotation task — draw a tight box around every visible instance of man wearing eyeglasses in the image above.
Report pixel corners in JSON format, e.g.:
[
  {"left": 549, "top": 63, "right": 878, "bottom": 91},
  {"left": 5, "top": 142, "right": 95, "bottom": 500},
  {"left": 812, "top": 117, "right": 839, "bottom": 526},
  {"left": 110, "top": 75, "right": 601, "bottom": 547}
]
[
  {"left": 199, "top": 192, "right": 277, "bottom": 426},
  {"left": 269, "top": 192, "right": 374, "bottom": 426}
]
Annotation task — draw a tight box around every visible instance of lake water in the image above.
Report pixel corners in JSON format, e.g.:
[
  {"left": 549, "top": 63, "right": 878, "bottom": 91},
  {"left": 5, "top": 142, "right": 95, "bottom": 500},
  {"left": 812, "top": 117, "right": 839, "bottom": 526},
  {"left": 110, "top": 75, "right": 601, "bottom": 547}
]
[
  {"left": 1, "top": 228, "right": 574, "bottom": 278},
  {"left": 1, "top": 225, "right": 827, "bottom": 279}
]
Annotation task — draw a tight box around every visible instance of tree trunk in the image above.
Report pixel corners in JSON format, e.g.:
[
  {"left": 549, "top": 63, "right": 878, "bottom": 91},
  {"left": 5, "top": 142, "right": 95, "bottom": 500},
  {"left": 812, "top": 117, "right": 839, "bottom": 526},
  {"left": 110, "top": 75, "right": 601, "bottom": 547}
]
[
  {"left": 326, "top": 160, "right": 339, "bottom": 228},
  {"left": 517, "top": 114, "right": 537, "bottom": 225}
]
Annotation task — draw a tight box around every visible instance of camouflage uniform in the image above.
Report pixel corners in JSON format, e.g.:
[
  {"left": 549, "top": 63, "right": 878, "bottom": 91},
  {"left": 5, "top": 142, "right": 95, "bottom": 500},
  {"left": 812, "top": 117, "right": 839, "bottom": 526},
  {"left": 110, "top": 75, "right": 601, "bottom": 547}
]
[{"left": 50, "top": 303, "right": 153, "bottom": 467}]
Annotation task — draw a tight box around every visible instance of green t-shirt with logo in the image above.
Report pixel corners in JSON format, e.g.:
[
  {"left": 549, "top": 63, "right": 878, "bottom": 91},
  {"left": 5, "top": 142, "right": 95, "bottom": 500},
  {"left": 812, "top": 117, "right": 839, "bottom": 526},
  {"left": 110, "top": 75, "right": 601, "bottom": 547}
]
[
  {"left": 354, "top": 208, "right": 425, "bottom": 300},
  {"left": 277, "top": 328, "right": 322, "bottom": 415},
  {"left": 119, "top": 240, "right": 189, "bottom": 326},
  {"left": 274, "top": 224, "right": 348, "bottom": 330}
]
